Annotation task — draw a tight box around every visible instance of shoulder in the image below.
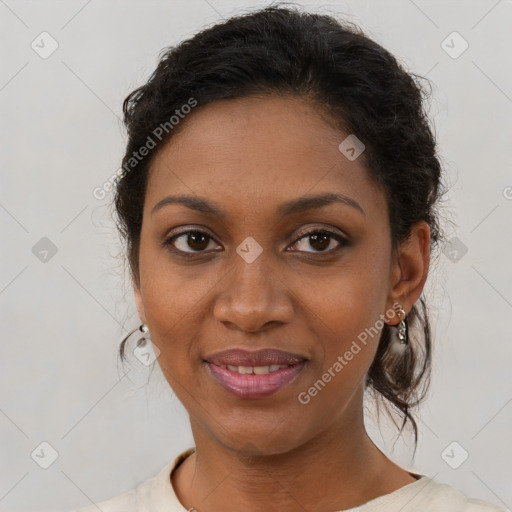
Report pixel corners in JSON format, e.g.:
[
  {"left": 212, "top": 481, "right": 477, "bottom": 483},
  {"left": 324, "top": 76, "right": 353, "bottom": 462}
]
[
  {"left": 72, "top": 486, "right": 140, "bottom": 512},
  {"left": 71, "top": 466, "right": 168, "bottom": 512},
  {"left": 70, "top": 448, "right": 195, "bottom": 512},
  {"left": 405, "top": 476, "right": 507, "bottom": 512}
]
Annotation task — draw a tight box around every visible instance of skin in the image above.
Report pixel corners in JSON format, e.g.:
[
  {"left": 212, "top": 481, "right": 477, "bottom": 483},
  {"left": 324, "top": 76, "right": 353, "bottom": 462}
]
[{"left": 133, "top": 94, "right": 430, "bottom": 511}]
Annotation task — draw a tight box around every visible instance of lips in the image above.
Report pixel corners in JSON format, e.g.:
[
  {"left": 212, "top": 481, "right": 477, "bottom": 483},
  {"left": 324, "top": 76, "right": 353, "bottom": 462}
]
[
  {"left": 205, "top": 348, "right": 307, "bottom": 367},
  {"left": 204, "top": 348, "right": 308, "bottom": 399}
]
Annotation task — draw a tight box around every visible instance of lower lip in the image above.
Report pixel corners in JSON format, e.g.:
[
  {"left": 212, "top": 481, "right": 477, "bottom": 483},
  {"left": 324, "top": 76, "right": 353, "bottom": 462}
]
[{"left": 205, "top": 362, "right": 306, "bottom": 399}]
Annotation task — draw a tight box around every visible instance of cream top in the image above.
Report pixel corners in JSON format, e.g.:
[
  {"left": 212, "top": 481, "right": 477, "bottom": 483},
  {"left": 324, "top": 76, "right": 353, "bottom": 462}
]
[{"left": 73, "top": 447, "right": 506, "bottom": 511}]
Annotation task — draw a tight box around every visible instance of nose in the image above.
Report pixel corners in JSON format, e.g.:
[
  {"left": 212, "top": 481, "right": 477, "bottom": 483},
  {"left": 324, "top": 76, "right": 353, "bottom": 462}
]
[{"left": 213, "top": 251, "right": 294, "bottom": 333}]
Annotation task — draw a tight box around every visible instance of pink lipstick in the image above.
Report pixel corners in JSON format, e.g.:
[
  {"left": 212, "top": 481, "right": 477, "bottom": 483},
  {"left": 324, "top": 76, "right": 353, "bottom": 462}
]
[{"left": 204, "top": 348, "right": 307, "bottom": 399}]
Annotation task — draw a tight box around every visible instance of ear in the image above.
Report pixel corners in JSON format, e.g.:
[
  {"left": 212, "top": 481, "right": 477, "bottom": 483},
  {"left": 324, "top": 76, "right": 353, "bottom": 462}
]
[
  {"left": 133, "top": 282, "right": 147, "bottom": 325},
  {"left": 385, "top": 220, "right": 431, "bottom": 325}
]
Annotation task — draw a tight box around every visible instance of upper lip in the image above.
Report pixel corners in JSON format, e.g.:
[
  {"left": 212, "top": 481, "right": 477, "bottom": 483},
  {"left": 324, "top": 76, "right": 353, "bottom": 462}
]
[{"left": 205, "top": 348, "right": 307, "bottom": 367}]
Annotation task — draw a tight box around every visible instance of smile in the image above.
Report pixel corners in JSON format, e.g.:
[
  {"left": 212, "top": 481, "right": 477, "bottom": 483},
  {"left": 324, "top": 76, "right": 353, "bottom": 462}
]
[
  {"left": 220, "top": 364, "right": 289, "bottom": 374},
  {"left": 205, "top": 361, "right": 306, "bottom": 399}
]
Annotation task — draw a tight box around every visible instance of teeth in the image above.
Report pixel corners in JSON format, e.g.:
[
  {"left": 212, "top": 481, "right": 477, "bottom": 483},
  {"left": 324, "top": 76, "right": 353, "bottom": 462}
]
[
  {"left": 253, "top": 366, "right": 270, "bottom": 374},
  {"left": 223, "top": 364, "right": 289, "bottom": 375}
]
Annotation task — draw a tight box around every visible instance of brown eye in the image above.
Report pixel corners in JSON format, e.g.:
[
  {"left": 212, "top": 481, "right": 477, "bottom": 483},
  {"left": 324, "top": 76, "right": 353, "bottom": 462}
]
[
  {"left": 164, "top": 230, "right": 219, "bottom": 254},
  {"left": 290, "top": 229, "right": 348, "bottom": 254}
]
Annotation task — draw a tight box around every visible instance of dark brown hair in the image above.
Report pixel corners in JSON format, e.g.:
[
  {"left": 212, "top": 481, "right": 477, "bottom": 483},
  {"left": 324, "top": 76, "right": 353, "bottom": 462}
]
[{"left": 115, "top": 4, "right": 446, "bottom": 452}]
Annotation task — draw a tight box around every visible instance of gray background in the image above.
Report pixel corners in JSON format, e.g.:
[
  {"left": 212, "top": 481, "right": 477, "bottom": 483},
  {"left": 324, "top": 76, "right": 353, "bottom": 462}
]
[{"left": 0, "top": 1, "right": 511, "bottom": 511}]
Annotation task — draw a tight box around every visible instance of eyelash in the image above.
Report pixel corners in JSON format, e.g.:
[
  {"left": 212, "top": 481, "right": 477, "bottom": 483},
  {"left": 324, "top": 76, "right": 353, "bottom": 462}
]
[{"left": 162, "top": 227, "right": 349, "bottom": 257}]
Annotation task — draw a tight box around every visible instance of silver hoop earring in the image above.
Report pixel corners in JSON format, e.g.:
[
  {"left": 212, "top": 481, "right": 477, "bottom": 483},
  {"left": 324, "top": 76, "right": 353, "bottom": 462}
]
[
  {"left": 120, "top": 323, "right": 150, "bottom": 349},
  {"left": 137, "top": 323, "right": 150, "bottom": 347}
]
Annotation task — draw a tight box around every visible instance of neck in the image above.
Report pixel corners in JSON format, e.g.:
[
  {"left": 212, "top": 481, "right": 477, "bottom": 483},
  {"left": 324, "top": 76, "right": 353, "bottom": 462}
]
[{"left": 172, "top": 395, "right": 412, "bottom": 511}]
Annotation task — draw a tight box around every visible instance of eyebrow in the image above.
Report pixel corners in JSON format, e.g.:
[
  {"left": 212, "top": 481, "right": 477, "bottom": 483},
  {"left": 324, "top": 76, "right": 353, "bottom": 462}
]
[{"left": 151, "top": 192, "right": 365, "bottom": 218}]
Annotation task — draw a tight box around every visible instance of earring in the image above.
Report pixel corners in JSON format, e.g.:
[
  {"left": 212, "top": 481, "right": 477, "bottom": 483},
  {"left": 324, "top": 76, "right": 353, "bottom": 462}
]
[
  {"left": 137, "top": 323, "right": 150, "bottom": 348},
  {"left": 119, "top": 323, "right": 158, "bottom": 365},
  {"left": 395, "top": 306, "right": 409, "bottom": 345}
]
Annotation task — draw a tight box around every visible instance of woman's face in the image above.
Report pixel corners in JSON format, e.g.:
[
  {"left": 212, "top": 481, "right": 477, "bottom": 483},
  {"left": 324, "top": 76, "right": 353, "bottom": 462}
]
[{"left": 134, "top": 94, "right": 427, "bottom": 455}]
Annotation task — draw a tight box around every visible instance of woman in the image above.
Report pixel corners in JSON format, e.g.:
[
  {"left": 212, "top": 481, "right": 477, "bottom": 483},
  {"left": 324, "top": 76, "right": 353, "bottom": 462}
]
[{"left": 76, "top": 5, "right": 505, "bottom": 511}]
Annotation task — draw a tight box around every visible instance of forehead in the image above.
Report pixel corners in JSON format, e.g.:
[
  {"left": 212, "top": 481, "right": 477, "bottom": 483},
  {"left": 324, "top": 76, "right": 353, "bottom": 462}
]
[{"left": 145, "top": 95, "right": 386, "bottom": 220}]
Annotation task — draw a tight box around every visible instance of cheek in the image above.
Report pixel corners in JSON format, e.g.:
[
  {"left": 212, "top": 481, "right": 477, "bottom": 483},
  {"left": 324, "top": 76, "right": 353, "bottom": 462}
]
[
  {"left": 138, "top": 235, "right": 207, "bottom": 328},
  {"left": 137, "top": 245, "right": 203, "bottom": 371},
  {"left": 307, "top": 293, "right": 381, "bottom": 390},
  {"left": 298, "top": 292, "right": 385, "bottom": 416},
  {"left": 306, "top": 243, "right": 390, "bottom": 374}
]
